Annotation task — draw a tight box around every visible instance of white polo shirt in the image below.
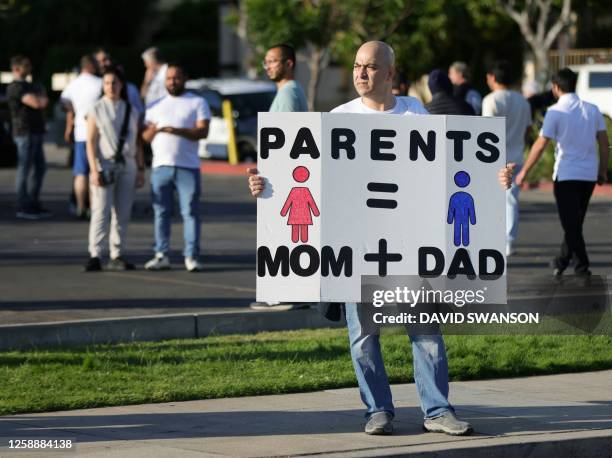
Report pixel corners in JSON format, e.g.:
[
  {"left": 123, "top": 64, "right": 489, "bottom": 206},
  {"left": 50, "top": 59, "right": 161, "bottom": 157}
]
[
  {"left": 541, "top": 93, "right": 606, "bottom": 181},
  {"left": 145, "top": 92, "right": 211, "bottom": 169},
  {"left": 60, "top": 72, "right": 102, "bottom": 142}
]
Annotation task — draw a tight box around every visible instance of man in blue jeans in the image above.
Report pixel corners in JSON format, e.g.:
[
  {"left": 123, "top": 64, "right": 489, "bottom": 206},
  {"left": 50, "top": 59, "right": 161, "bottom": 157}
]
[
  {"left": 142, "top": 63, "right": 210, "bottom": 272},
  {"left": 6, "top": 55, "right": 50, "bottom": 219},
  {"left": 249, "top": 41, "right": 514, "bottom": 436}
]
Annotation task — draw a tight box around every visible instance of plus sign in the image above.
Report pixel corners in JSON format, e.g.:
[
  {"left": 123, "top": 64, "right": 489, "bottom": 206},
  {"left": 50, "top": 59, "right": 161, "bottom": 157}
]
[{"left": 364, "top": 239, "right": 402, "bottom": 276}]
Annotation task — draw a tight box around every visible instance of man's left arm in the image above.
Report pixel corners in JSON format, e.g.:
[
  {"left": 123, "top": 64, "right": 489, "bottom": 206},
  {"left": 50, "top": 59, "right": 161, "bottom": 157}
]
[
  {"left": 159, "top": 119, "right": 209, "bottom": 141},
  {"left": 159, "top": 97, "right": 210, "bottom": 140}
]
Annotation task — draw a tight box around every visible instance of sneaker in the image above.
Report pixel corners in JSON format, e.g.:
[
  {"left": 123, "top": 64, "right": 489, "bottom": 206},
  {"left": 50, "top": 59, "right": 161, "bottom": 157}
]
[
  {"left": 423, "top": 411, "right": 473, "bottom": 436},
  {"left": 76, "top": 208, "right": 90, "bottom": 221},
  {"left": 107, "top": 257, "right": 135, "bottom": 271},
  {"left": 365, "top": 412, "right": 393, "bottom": 435},
  {"left": 16, "top": 210, "right": 41, "bottom": 220},
  {"left": 185, "top": 256, "right": 204, "bottom": 272},
  {"left": 84, "top": 257, "right": 102, "bottom": 272},
  {"left": 249, "top": 302, "right": 310, "bottom": 311},
  {"left": 250, "top": 302, "right": 293, "bottom": 311},
  {"left": 32, "top": 203, "right": 52, "bottom": 218},
  {"left": 145, "top": 253, "right": 171, "bottom": 271},
  {"left": 553, "top": 267, "right": 564, "bottom": 278}
]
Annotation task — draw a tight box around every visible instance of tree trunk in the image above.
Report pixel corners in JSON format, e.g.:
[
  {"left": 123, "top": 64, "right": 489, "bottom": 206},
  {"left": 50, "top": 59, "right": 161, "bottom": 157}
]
[
  {"left": 533, "top": 48, "right": 549, "bottom": 88},
  {"left": 307, "top": 46, "right": 327, "bottom": 112}
]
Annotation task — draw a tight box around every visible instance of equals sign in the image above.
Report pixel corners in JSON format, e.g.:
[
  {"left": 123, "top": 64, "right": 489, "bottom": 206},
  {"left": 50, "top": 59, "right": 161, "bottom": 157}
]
[{"left": 366, "top": 182, "right": 398, "bottom": 209}]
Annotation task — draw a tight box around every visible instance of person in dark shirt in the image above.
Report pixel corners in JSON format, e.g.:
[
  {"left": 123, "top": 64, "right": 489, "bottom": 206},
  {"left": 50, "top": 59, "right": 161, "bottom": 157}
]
[
  {"left": 392, "top": 71, "right": 409, "bottom": 96},
  {"left": 449, "top": 61, "right": 482, "bottom": 115},
  {"left": 425, "top": 69, "right": 475, "bottom": 115},
  {"left": 6, "top": 55, "right": 50, "bottom": 219}
]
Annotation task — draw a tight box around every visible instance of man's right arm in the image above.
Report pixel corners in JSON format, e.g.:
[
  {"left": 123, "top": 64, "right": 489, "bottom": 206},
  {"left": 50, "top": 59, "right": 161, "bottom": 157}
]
[{"left": 142, "top": 123, "right": 158, "bottom": 143}]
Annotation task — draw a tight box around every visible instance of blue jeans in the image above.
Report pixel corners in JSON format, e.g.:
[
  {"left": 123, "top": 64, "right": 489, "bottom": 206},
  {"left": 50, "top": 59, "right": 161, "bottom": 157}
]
[
  {"left": 506, "top": 164, "right": 522, "bottom": 246},
  {"left": 345, "top": 303, "right": 452, "bottom": 419},
  {"left": 14, "top": 134, "right": 46, "bottom": 211},
  {"left": 151, "top": 166, "right": 201, "bottom": 257}
]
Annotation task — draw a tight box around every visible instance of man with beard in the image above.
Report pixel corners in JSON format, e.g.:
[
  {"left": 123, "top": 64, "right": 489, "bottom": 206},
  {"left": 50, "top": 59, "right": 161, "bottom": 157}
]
[
  {"left": 265, "top": 43, "right": 307, "bottom": 112},
  {"left": 249, "top": 41, "right": 514, "bottom": 436},
  {"left": 142, "top": 64, "right": 210, "bottom": 272},
  {"left": 249, "top": 43, "right": 308, "bottom": 310}
]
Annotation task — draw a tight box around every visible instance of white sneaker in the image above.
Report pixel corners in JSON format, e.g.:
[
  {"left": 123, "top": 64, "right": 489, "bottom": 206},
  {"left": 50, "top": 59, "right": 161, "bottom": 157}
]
[
  {"left": 506, "top": 244, "right": 516, "bottom": 256},
  {"left": 185, "top": 256, "right": 204, "bottom": 272},
  {"left": 145, "top": 253, "right": 171, "bottom": 271}
]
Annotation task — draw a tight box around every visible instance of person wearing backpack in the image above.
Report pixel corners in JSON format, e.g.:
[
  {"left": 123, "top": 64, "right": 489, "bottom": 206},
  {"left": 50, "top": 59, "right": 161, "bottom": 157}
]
[{"left": 84, "top": 67, "right": 145, "bottom": 271}]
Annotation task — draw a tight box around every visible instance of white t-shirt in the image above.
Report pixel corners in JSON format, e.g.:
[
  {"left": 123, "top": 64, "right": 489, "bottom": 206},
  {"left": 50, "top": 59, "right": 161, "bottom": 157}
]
[
  {"left": 145, "top": 63, "right": 168, "bottom": 106},
  {"left": 332, "top": 96, "right": 429, "bottom": 115},
  {"left": 145, "top": 92, "right": 211, "bottom": 169},
  {"left": 60, "top": 72, "right": 102, "bottom": 142},
  {"left": 541, "top": 93, "right": 606, "bottom": 181},
  {"left": 482, "top": 89, "right": 531, "bottom": 165}
]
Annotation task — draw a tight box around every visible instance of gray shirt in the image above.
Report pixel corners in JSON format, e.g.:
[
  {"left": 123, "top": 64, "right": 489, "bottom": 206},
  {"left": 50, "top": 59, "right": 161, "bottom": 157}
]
[
  {"left": 269, "top": 80, "right": 308, "bottom": 112},
  {"left": 90, "top": 98, "right": 139, "bottom": 163},
  {"left": 482, "top": 89, "right": 531, "bottom": 165}
]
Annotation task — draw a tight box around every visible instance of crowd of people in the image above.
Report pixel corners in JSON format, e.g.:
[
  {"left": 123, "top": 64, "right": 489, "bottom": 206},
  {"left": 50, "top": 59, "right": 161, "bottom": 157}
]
[
  {"left": 4, "top": 38, "right": 610, "bottom": 437},
  {"left": 6, "top": 43, "right": 608, "bottom": 276},
  {"left": 8, "top": 47, "right": 210, "bottom": 272}
]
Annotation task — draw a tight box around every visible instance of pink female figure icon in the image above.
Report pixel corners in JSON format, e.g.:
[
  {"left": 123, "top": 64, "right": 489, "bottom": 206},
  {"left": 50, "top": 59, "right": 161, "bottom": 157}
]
[{"left": 280, "top": 166, "right": 320, "bottom": 243}]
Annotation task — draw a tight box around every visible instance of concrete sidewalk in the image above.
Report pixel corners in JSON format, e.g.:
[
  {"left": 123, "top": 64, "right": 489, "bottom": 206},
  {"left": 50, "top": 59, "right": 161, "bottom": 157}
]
[{"left": 1, "top": 370, "right": 611, "bottom": 457}]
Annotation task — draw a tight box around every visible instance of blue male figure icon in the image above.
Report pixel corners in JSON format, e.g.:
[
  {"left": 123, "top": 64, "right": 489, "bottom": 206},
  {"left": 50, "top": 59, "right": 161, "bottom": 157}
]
[{"left": 447, "top": 171, "right": 476, "bottom": 247}]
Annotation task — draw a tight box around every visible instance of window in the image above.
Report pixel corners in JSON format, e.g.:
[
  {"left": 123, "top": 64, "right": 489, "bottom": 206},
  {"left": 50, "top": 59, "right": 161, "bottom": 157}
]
[{"left": 588, "top": 72, "right": 612, "bottom": 89}]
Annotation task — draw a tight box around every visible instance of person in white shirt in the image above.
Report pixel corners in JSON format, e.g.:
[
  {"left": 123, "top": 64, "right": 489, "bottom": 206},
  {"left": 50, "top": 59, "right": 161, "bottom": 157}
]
[
  {"left": 517, "top": 68, "right": 609, "bottom": 277},
  {"left": 140, "top": 47, "right": 168, "bottom": 106},
  {"left": 61, "top": 55, "right": 102, "bottom": 218},
  {"left": 482, "top": 60, "right": 532, "bottom": 256},
  {"left": 142, "top": 63, "right": 211, "bottom": 272},
  {"left": 249, "top": 41, "right": 515, "bottom": 437}
]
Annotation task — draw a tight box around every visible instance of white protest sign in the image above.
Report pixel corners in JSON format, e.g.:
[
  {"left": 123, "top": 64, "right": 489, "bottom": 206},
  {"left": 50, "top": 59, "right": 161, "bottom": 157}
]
[{"left": 256, "top": 113, "right": 506, "bottom": 304}]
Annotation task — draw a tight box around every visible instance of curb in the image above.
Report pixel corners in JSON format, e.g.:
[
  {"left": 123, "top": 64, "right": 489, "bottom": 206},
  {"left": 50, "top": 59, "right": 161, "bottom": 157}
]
[
  {"left": 318, "top": 430, "right": 612, "bottom": 458},
  {"left": 0, "top": 308, "right": 345, "bottom": 351},
  {"left": 200, "top": 160, "right": 255, "bottom": 176}
]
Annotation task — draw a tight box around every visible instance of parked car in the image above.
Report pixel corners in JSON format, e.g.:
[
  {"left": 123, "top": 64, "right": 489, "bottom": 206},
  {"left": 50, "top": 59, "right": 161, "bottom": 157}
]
[
  {"left": 0, "top": 83, "right": 17, "bottom": 167},
  {"left": 185, "top": 78, "right": 276, "bottom": 161},
  {"left": 571, "top": 64, "right": 612, "bottom": 117}
]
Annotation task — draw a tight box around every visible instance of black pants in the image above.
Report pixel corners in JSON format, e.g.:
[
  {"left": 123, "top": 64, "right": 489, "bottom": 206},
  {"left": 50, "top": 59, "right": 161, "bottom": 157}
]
[{"left": 553, "top": 180, "right": 596, "bottom": 273}]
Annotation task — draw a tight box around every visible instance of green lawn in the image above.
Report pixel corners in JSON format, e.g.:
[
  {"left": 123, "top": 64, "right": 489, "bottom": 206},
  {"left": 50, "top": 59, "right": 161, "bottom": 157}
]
[{"left": 1, "top": 329, "right": 612, "bottom": 415}]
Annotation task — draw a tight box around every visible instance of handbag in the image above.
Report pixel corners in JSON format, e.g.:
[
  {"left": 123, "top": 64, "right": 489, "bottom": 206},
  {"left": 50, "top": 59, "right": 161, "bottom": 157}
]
[{"left": 99, "top": 102, "right": 131, "bottom": 186}]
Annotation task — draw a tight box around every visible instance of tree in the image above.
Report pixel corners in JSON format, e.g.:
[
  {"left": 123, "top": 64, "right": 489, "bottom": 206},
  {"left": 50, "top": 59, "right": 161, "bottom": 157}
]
[
  {"left": 498, "top": 0, "right": 572, "bottom": 85},
  {"left": 234, "top": 0, "right": 413, "bottom": 110}
]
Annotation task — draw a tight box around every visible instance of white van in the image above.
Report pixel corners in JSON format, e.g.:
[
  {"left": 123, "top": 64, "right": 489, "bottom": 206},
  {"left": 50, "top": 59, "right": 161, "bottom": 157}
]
[
  {"left": 185, "top": 78, "right": 276, "bottom": 160},
  {"left": 572, "top": 64, "right": 612, "bottom": 117}
]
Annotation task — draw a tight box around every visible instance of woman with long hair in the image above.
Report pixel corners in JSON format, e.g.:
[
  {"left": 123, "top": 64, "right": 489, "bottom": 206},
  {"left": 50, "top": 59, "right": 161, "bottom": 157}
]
[{"left": 84, "top": 67, "right": 145, "bottom": 271}]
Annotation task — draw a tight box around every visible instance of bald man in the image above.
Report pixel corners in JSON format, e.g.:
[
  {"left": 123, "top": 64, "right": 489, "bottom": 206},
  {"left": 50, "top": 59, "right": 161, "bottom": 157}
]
[{"left": 249, "top": 41, "right": 514, "bottom": 436}]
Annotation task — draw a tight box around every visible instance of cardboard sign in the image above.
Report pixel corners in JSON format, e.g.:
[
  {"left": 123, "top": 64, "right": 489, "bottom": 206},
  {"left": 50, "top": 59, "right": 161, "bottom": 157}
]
[{"left": 256, "top": 113, "right": 506, "bottom": 304}]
